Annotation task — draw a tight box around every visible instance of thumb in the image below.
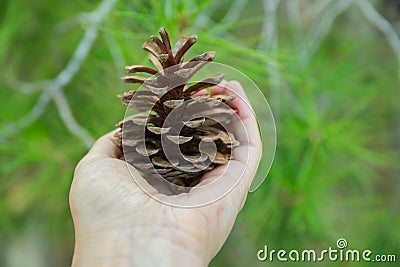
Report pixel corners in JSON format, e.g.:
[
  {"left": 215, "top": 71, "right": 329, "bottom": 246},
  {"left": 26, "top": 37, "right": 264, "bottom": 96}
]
[{"left": 85, "top": 130, "right": 122, "bottom": 160}]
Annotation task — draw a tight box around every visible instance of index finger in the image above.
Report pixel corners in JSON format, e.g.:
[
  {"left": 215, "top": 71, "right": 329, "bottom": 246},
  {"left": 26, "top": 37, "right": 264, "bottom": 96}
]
[{"left": 211, "top": 80, "right": 261, "bottom": 148}]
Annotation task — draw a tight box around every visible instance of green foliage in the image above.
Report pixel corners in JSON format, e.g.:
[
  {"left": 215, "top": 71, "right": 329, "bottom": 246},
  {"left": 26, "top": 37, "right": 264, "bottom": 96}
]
[{"left": 0, "top": 0, "right": 399, "bottom": 266}]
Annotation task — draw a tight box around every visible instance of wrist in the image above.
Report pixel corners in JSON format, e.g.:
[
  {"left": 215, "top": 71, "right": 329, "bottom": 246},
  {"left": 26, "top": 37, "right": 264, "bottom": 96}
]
[{"left": 72, "top": 227, "right": 210, "bottom": 267}]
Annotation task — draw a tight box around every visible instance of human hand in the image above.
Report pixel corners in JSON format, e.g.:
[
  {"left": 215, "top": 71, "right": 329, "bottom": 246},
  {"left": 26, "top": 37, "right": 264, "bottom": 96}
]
[{"left": 70, "top": 80, "right": 261, "bottom": 266}]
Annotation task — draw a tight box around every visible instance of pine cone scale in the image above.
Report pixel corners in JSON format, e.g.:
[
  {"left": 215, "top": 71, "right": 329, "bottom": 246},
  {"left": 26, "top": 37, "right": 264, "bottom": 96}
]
[{"left": 114, "top": 27, "right": 239, "bottom": 192}]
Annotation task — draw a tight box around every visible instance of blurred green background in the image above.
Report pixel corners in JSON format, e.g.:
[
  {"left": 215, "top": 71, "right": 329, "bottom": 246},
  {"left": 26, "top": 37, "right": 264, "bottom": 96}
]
[{"left": 1, "top": 0, "right": 399, "bottom": 266}]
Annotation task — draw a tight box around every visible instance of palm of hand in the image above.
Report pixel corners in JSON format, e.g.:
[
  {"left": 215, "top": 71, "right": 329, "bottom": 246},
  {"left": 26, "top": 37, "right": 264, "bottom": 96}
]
[{"left": 70, "top": 81, "right": 261, "bottom": 265}]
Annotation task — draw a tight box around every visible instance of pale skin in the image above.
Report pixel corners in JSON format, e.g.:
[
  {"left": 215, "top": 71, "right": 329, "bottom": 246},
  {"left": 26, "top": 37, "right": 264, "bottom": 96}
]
[{"left": 70, "top": 81, "right": 262, "bottom": 266}]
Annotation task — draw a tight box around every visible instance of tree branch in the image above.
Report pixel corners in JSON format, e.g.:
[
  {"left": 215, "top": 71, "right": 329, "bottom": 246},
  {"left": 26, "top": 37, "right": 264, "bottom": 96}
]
[
  {"left": 258, "top": 0, "right": 281, "bottom": 124},
  {"left": 286, "top": 0, "right": 304, "bottom": 54},
  {"left": 1, "top": 0, "right": 118, "bottom": 147},
  {"left": 220, "top": 0, "right": 249, "bottom": 27},
  {"left": 299, "top": 0, "right": 352, "bottom": 66},
  {"left": 49, "top": 89, "right": 94, "bottom": 148},
  {"left": 0, "top": 93, "right": 50, "bottom": 142},
  {"left": 355, "top": 0, "right": 400, "bottom": 78}
]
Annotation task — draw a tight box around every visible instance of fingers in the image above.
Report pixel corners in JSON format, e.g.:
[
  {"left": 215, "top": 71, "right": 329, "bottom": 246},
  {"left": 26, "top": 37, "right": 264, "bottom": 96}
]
[
  {"left": 194, "top": 80, "right": 229, "bottom": 96},
  {"left": 85, "top": 129, "right": 122, "bottom": 160},
  {"left": 225, "top": 81, "right": 260, "bottom": 144},
  {"left": 220, "top": 81, "right": 261, "bottom": 205},
  {"left": 188, "top": 81, "right": 261, "bottom": 210}
]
